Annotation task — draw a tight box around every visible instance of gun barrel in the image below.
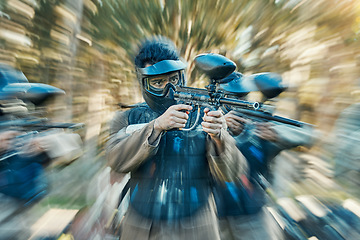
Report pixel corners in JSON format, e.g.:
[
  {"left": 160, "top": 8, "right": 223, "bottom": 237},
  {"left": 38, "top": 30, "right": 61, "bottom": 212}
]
[
  {"left": 42, "top": 122, "right": 85, "bottom": 129},
  {"left": 0, "top": 119, "right": 84, "bottom": 130},
  {"left": 219, "top": 98, "right": 260, "bottom": 110},
  {"left": 234, "top": 109, "right": 304, "bottom": 127},
  {"left": 0, "top": 118, "right": 48, "bottom": 127}
]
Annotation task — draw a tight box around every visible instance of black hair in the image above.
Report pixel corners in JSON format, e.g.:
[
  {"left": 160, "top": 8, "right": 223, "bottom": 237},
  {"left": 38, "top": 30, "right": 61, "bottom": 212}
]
[{"left": 134, "top": 36, "right": 180, "bottom": 68}]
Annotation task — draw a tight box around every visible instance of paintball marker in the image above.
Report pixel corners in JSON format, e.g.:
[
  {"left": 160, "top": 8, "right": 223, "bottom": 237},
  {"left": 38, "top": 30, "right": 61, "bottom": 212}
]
[
  {"left": 218, "top": 71, "right": 309, "bottom": 127},
  {"left": 174, "top": 53, "right": 260, "bottom": 110},
  {"left": 169, "top": 53, "right": 307, "bottom": 130},
  {"left": 168, "top": 53, "right": 260, "bottom": 130},
  {"left": 0, "top": 117, "right": 84, "bottom": 131}
]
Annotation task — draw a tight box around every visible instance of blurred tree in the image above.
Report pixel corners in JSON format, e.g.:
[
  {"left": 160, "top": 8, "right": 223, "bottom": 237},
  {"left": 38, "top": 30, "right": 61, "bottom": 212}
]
[
  {"left": 91, "top": 0, "right": 260, "bottom": 85},
  {"left": 90, "top": 0, "right": 360, "bottom": 85}
]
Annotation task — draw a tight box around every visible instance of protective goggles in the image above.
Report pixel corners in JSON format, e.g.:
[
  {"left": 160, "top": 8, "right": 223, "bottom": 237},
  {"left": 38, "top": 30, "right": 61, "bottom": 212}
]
[
  {"left": 144, "top": 71, "right": 182, "bottom": 94},
  {"left": 138, "top": 60, "right": 186, "bottom": 96}
]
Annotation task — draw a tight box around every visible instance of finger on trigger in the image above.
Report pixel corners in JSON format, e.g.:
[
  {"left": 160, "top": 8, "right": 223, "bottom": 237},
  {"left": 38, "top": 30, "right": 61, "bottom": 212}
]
[
  {"left": 206, "top": 110, "right": 221, "bottom": 117},
  {"left": 173, "top": 110, "right": 189, "bottom": 120},
  {"left": 172, "top": 116, "right": 188, "bottom": 124},
  {"left": 174, "top": 104, "right": 193, "bottom": 111}
]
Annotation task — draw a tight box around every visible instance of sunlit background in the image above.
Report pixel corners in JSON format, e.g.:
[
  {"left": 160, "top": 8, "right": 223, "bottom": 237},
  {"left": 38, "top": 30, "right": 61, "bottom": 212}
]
[{"left": 1, "top": 0, "right": 360, "bottom": 239}]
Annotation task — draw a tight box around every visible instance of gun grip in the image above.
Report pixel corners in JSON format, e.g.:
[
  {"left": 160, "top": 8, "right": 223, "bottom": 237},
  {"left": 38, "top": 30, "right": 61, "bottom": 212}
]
[{"left": 179, "top": 106, "right": 201, "bottom": 131}]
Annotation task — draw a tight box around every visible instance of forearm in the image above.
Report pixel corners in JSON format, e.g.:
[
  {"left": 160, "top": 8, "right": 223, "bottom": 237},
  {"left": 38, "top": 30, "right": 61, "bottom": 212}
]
[
  {"left": 106, "top": 120, "right": 161, "bottom": 173},
  {"left": 207, "top": 128, "right": 248, "bottom": 182},
  {"left": 273, "top": 124, "right": 314, "bottom": 149}
]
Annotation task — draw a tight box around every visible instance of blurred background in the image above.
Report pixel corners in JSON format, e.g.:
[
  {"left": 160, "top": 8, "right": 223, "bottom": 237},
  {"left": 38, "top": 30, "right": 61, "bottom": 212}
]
[{"left": 1, "top": 0, "right": 360, "bottom": 239}]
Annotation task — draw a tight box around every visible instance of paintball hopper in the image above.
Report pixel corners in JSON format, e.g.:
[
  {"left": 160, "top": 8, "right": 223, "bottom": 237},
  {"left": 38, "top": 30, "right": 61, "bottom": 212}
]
[
  {"left": 194, "top": 53, "right": 236, "bottom": 82},
  {"left": 0, "top": 64, "right": 65, "bottom": 105},
  {"left": 245, "top": 72, "right": 286, "bottom": 99},
  {"left": 217, "top": 72, "right": 250, "bottom": 98},
  {"left": 219, "top": 72, "right": 286, "bottom": 100}
]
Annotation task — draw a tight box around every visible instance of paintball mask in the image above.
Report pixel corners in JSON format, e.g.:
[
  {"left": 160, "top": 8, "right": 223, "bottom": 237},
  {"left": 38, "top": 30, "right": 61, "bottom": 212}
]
[{"left": 137, "top": 60, "right": 186, "bottom": 114}]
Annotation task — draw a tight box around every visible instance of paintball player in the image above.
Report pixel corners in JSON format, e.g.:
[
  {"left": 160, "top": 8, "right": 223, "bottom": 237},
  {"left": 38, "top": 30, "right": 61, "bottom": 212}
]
[
  {"left": 0, "top": 65, "right": 83, "bottom": 239},
  {"left": 106, "top": 37, "right": 247, "bottom": 240},
  {"left": 0, "top": 128, "right": 50, "bottom": 239},
  {"left": 212, "top": 72, "right": 314, "bottom": 240}
]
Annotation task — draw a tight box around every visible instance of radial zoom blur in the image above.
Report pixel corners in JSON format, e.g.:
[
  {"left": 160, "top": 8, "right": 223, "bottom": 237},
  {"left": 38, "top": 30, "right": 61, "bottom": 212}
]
[{"left": 0, "top": 0, "right": 360, "bottom": 240}]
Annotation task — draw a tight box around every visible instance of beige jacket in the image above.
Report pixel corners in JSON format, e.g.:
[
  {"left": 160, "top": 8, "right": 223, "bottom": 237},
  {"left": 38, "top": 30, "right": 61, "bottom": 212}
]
[
  {"left": 106, "top": 109, "right": 247, "bottom": 240},
  {"left": 107, "top": 110, "right": 247, "bottom": 183}
]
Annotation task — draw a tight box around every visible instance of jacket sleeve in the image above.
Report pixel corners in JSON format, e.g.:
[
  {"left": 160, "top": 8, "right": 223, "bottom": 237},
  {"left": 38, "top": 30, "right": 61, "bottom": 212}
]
[
  {"left": 206, "top": 128, "right": 248, "bottom": 183},
  {"left": 106, "top": 111, "right": 162, "bottom": 173},
  {"left": 272, "top": 123, "right": 315, "bottom": 150}
]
